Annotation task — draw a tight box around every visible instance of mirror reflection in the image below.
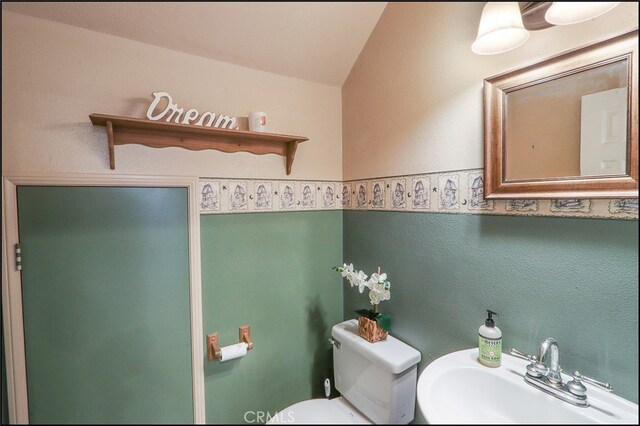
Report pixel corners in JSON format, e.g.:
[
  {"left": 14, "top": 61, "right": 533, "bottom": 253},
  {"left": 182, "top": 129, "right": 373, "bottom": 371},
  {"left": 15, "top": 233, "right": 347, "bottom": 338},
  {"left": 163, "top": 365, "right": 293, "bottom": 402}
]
[
  {"left": 483, "top": 29, "right": 637, "bottom": 199},
  {"left": 505, "top": 59, "right": 629, "bottom": 181}
]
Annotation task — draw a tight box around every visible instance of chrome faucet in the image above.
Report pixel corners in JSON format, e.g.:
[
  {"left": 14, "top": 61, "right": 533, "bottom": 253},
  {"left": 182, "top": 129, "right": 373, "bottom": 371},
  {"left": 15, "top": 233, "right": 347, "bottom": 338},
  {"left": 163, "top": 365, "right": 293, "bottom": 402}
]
[
  {"left": 538, "top": 337, "right": 561, "bottom": 384},
  {"left": 511, "top": 338, "right": 613, "bottom": 408}
]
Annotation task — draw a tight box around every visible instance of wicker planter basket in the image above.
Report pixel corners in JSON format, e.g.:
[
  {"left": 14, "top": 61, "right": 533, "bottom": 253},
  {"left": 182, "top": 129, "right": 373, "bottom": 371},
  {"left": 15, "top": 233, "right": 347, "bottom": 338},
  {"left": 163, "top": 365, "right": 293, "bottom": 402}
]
[{"left": 358, "top": 316, "right": 388, "bottom": 343}]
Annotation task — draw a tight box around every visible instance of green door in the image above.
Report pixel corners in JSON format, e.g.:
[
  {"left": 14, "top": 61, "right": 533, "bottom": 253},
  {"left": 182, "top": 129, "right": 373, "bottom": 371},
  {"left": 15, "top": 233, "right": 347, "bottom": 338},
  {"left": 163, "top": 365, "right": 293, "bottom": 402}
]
[{"left": 17, "top": 186, "right": 193, "bottom": 424}]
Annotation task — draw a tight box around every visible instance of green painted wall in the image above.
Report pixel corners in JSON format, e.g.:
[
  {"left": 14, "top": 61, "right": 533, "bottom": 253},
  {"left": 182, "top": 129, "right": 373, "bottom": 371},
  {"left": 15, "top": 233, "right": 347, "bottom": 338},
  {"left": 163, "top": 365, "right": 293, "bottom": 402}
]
[
  {"left": 16, "top": 186, "right": 193, "bottom": 424},
  {"left": 201, "top": 211, "right": 343, "bottom": 424},
  {"left": 344, "top": 211, "right": 638, "bottom": 421}
]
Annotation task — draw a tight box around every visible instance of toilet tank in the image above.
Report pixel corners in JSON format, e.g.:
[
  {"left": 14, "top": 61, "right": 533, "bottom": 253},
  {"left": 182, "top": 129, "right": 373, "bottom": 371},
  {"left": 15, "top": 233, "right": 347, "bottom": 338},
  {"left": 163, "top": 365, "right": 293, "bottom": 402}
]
[{"left": 331, "top": 320, "right": 421, "bottom": 424}]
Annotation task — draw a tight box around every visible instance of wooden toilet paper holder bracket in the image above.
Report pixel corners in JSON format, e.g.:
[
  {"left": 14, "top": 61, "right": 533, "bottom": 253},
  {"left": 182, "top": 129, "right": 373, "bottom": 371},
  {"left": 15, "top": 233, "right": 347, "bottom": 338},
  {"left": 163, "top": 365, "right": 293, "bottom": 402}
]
[
  {"left": 207, "top": 325, "right": 253, "bottom": 361},
  {"left": 239, "top": 325, "right": 254, "bottom": 350}
]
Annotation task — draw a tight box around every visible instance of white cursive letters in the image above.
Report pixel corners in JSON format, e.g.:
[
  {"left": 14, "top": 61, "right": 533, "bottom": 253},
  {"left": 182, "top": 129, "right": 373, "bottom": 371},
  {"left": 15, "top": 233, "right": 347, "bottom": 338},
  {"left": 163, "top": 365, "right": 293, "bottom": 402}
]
[{"left": 145, "top": 91, "right": 238, "bottom": 129}]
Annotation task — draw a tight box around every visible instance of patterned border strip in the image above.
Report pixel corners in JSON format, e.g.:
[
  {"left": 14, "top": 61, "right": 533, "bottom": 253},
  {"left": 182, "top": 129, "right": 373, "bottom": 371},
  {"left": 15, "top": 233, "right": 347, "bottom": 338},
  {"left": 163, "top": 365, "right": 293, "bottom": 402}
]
[
  {"left": 199, "top": 178, "right": 342, "bottom": 214},
  {"left": 199, "top": 169, "right": 638, "bottom": 219}
]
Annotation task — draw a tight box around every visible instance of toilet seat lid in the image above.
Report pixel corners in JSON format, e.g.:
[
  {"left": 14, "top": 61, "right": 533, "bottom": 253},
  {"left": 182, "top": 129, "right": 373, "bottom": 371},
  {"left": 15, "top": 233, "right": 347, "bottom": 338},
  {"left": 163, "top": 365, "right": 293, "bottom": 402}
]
[{"left": 267, "top": 397, "right": 371, "bottom": 424}]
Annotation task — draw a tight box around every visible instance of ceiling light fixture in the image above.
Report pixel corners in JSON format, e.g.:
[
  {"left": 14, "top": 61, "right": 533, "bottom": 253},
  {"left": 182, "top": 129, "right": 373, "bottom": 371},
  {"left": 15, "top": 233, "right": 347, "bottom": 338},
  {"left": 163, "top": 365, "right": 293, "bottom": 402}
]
[
  {"left": 472, "top": 2, "right": 529, "bottom": 55},
  {"left": 545, "top": 2, "right": 621, "bottom": 25},
  {"left": 472, "top": 2, "right": 621, "bottom": 55}
]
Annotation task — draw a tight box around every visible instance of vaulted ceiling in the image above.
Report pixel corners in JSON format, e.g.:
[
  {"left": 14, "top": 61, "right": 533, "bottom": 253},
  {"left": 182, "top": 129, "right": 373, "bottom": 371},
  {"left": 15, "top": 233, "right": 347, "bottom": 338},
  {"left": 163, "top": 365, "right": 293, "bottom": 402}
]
[{"left": 3, "top": 2, "right": 387, "bottom": 86}]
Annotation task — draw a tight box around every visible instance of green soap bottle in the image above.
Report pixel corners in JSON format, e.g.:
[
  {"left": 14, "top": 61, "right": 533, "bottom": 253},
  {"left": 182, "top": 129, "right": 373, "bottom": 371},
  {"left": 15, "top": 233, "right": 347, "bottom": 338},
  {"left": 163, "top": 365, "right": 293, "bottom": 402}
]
[{"left": 478, "top": 310, "right": 502, "bottom": 367}]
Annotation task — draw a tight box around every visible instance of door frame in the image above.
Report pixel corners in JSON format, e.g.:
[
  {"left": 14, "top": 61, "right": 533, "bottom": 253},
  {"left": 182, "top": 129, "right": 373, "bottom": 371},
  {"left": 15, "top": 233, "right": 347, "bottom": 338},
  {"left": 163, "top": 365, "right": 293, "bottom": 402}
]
[{"left": 2, "top": 172, "right": 205, "bottom": 424}]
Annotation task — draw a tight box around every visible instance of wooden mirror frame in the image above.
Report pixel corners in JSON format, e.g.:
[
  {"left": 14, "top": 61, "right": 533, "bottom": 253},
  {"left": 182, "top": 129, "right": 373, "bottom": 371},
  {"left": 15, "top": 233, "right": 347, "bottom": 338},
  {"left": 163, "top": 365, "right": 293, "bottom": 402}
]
[{"left": 484, "top": 29, "right": 638, "bottom": 199}]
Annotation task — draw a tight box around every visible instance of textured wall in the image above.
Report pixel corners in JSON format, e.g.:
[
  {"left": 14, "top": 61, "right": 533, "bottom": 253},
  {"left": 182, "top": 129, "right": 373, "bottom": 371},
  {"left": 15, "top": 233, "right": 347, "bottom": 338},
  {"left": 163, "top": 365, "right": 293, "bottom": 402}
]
[
  {"left": 342, "top": 2, "right": 639, "bottom": 180},
  {"left": 2, "top": 11, "right": 342, "bottom": 181},
  {"left": 341, "top": 3, "right": 639, "bottom": 421},
  {"left": 344, "top": 211, "right": 639, "bottom": 411},
  {"left": 17, "top": 187, "right": 193, "bottom": 423},
  {"left": 201, "top": 211, "right": 343, "bottom": 423},
  {"left": 2, "top": 10, "right": 344, "bottom": 423},
  {"left": 3, "top": 3, "right": 639, "bottom": 423}
]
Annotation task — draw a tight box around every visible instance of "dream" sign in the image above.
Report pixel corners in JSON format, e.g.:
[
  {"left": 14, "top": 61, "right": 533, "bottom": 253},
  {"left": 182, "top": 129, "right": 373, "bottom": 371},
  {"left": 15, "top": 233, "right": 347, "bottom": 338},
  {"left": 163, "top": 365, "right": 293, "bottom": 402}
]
[{"left": 146, "top": 91, "right": 238, "bottom": 129}]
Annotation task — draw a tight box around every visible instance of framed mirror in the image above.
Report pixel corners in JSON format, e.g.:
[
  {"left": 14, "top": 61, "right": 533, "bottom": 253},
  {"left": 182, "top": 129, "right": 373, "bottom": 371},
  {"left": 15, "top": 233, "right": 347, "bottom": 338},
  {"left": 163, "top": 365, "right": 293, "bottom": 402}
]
[{"left": 484, "top": 29, "right": 638, "bottom": 199}]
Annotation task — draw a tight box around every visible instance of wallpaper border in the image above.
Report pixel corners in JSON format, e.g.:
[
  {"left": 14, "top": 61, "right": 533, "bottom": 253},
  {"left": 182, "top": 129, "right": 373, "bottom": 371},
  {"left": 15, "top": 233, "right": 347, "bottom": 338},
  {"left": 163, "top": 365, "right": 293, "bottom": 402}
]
[{"left": 199, "top": 169, "right": 638, "bottom": 220}]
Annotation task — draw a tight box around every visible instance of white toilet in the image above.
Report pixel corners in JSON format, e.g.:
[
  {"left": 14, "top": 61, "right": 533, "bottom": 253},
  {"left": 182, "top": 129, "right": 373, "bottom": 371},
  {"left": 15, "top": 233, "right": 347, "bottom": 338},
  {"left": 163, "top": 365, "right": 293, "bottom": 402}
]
[{"left": 268, "top": 319, "right": 422, "bottom": 424}]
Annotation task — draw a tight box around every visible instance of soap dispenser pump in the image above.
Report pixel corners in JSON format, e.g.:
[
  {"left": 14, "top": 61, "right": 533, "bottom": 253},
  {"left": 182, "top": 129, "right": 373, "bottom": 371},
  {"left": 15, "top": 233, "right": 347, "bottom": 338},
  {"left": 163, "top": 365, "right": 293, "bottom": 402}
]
[{"left": 478, "top": 310, "right": 502, "bottom": 367}]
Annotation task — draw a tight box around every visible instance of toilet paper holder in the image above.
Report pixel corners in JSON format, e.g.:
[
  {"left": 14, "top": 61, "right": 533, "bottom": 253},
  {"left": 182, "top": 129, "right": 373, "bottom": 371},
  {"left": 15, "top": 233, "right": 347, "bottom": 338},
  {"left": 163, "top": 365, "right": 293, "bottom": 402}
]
[{"left": 207, "top": 325, "right": 254, "bottom": 361}]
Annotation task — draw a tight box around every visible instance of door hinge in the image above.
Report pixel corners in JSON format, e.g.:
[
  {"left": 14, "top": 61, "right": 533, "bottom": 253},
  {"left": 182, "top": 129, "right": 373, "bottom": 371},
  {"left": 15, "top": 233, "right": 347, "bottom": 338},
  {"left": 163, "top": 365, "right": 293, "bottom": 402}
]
[{"left": 15, "top": 243, "right": 22, "bottom": 271}]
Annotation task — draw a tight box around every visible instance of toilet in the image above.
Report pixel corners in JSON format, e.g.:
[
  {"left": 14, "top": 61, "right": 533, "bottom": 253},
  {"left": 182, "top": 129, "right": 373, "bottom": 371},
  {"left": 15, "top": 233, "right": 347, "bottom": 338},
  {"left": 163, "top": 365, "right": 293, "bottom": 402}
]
[{"left": 268, "top": 319, "right": 421, "bottom": 424}]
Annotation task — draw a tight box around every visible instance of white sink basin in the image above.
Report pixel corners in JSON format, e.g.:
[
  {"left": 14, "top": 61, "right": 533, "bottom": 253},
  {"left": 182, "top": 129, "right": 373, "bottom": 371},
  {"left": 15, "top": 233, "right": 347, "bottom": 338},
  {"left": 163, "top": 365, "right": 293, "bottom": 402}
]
[{"left": 417, "top": 348, "right": 638, "bottom": 424}]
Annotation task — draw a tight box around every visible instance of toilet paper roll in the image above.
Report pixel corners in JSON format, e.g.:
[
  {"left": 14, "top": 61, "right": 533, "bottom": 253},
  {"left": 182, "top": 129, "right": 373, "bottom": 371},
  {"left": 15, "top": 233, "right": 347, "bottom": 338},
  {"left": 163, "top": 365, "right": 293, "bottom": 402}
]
[{"left": 219, "top": 342, "right": 248, "bottom": 362}]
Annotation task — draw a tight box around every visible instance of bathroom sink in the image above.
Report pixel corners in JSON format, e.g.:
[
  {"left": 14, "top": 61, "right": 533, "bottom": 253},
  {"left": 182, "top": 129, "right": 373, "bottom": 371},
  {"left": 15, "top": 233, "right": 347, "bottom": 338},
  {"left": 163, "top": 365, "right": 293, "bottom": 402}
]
[{"left": 416, "top": 348, "right": 638, "bottom": 424}]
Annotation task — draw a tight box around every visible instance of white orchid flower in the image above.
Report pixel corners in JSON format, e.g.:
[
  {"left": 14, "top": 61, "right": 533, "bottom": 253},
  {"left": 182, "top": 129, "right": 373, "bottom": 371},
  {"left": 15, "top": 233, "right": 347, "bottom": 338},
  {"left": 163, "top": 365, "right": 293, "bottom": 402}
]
[
  {"left": 368, "top": 272, "right": 387, "bottom": 287},
  {"left": 335, "top": 263, "right": 391, "bottom": 306},
  {"left": 355, "top": 270, "right": 369, "bottom": 293},
  {"left": 369, "top": 288, "right": 381, "bottom": 305},
  {"left": 368, "top": 280, "right": 391, "bottom": 305},
  {"left": 346, "top": 268, "right": 365, "bottom": 289},
  {"left": 346, "top": 273, "right": 357, "bottom": 287},
  {"left": 340, "top": 263, "right": 354, "bottom": 278},
  {"left": 379, "top": 285, "right": 391, "bottom": 301}
]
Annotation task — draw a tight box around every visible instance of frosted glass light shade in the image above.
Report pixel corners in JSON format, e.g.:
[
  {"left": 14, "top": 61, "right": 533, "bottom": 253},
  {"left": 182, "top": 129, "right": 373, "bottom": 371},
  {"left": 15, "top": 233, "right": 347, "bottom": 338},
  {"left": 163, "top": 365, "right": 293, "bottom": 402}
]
[
  {"left": 472, "top": 2, "right": 530, "bottom": 55},
  {"left": 545, "top": 2, "right": 621, "bottom": 25}
]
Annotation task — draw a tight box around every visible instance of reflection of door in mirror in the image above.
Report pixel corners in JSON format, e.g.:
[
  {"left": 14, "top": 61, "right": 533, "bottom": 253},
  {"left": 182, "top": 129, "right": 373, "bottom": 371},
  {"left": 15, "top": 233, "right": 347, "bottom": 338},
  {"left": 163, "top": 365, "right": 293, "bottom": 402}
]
[
  {"left": 580, "top": 87, "right": 627, "bottom": 176},
  {"left": 484, "top": 29, "right": 637, "bottom": 199},
  {"left": 504, "top": 60, "right": 628, "bottom": 181}
]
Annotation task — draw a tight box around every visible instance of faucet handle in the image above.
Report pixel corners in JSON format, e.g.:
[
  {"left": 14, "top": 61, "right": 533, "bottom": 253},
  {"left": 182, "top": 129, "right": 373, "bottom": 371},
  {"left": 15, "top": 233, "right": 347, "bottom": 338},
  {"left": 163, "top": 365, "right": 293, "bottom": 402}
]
[
  {"left": 573, "top": 371, "right": 613, "bottom": 392},
  {"left": 510, "top": 348, "right": 537, "bottom": 362},
  {"left": 567, "top": 374, "right": 588, "bottom": 397},
  {"left": 510, "top": 348, "right": 547, "bottom": 378}
]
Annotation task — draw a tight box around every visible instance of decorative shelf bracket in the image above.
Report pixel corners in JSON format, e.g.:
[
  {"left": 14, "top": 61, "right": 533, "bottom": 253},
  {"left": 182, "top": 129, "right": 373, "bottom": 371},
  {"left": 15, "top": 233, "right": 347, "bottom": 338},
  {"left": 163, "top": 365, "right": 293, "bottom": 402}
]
[{"left": 90, "top": 113, "right": 308, "bottom": 175}]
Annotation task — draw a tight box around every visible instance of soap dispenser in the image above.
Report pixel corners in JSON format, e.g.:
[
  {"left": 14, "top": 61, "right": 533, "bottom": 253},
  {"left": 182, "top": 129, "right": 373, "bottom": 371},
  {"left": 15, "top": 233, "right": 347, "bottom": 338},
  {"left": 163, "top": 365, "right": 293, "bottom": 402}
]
[{"left": 478, "top": 310, "right": 502, "bottom": 367}]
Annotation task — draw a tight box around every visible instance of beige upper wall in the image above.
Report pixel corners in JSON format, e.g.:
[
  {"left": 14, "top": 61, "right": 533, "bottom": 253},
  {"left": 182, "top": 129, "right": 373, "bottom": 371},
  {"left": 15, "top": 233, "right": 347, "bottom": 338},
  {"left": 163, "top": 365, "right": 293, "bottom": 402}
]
[
  {"left": 2, "top": 11, "right": 342, "bottom": 180},
  {"left": 342, "top": 2, "right": 638, "bottom": 180}
]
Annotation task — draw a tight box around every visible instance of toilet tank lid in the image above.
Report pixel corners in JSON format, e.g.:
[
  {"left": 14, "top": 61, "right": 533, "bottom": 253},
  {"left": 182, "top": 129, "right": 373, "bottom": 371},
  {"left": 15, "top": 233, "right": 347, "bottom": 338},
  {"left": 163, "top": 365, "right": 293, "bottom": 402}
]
[{"left": 331, "top": 319, "right": 421, "bottom": 374}]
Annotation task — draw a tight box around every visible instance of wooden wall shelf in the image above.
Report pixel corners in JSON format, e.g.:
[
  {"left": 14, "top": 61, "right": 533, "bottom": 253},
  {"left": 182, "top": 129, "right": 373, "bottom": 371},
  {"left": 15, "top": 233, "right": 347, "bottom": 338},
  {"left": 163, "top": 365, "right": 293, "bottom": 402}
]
[{"left": 89, "top": 113, "right": 309, "bottom": 175}]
